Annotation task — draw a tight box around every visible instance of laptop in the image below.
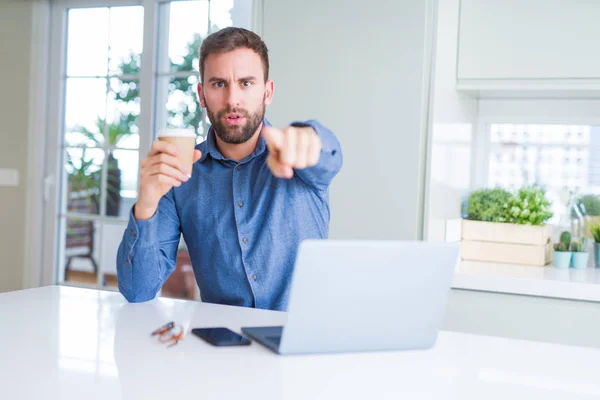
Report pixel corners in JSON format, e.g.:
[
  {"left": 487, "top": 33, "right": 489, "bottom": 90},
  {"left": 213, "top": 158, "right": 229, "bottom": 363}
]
[{"left": 242, "top": 240, "right": 460, "bottom": 355}]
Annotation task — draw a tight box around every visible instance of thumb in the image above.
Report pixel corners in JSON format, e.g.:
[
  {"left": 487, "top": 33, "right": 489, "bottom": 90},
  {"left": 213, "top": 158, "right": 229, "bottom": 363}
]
[
  {"left": 193, "top": 149, "right": 202, "bottom": 163},
  {"left": 262, "top": 126, "right": 284, "bottom": 151}
]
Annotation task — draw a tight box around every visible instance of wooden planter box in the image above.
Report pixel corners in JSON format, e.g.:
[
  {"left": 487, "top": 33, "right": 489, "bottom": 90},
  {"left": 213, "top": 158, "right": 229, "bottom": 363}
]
[{"left": 461, "top": 220, "right": 553, "bottom": 266}]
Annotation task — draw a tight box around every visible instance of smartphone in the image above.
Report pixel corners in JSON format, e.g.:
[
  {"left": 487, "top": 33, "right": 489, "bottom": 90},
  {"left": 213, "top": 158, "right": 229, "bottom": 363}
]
[{"left": 191, "top": 327, "right": 251, "bottom": 346}]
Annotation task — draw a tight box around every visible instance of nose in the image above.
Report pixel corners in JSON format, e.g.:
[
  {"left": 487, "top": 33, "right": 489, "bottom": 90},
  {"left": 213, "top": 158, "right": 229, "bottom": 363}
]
[{"left": 225, "top": 84, "right": 242, "bottom": 109}]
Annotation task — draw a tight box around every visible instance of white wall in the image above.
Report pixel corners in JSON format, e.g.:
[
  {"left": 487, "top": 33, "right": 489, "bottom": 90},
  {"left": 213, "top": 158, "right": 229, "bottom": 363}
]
[
  {"left": 261, "top": 0, "right": 436, "bottom": 240},
  {"left": 0, "top": 0, "right": 35, "bottom": 293},
  {"left": 425, "top": 0, "right": 478, "bottom": 235}
]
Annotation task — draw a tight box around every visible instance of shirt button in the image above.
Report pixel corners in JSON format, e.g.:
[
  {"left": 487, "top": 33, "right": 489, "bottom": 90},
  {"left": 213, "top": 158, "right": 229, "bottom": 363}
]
[
  {"left": 252, "top": 275, "right": 257, "bottom": 281},
  {"left": 236, "top": 165, "right": 242, "bottom": 171},
  {"left": 242, "top": 237, "right": 248, "bottom": 244},
  {"left": 131, "top": 230, "right": 136, "bottom": 237},
  {"left": 237, "top": 201, "right": 244, "bottom": 207}
]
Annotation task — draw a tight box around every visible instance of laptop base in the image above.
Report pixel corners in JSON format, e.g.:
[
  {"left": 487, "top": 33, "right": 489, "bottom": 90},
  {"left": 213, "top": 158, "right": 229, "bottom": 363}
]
[{"left": 242, "top": 326, "right": 284, "bottom": 354}]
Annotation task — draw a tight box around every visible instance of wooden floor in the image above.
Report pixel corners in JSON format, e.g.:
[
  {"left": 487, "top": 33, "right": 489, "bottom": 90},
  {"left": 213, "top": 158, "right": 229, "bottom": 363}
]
[
  {"left": 64, "top": 270, "right": 198, "bottom": 300},
  {"left": 65, "top": 270, "right": 118, "bottom": 287}
]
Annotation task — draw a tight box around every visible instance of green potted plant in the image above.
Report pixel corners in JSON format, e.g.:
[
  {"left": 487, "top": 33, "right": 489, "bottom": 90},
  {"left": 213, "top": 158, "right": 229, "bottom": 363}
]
[
  {"left": 570, "top": 238, "right": 589, "bottom": 269},
  {"left": 579, "top": 194, "right": 600, "bottom": 216},
  {"left": 588, "top": 221, "right": 600, "bottom": 268},
  {"left": 462, "top": 186, "right": 554, "bottom": 266},
  {"left": 580, "top": 194, "right": 600, "bottom": 238},
  {"left": 66, "top": 148, "right": 101, "bottom": 211},
  {"left": 466, "top": 188, "right": 512, "bottom": 223},
  {"left": 553, "top": 231, "right": 572, "bottom": 269},
  {"left": 77, "top": 116, "right": 134, "bottom": 217}
]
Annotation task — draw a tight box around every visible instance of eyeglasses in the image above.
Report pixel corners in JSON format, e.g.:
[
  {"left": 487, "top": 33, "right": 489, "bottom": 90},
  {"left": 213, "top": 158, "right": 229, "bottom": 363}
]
[{"left": 151, "top": 321, "right": 184, "bottom": 348}]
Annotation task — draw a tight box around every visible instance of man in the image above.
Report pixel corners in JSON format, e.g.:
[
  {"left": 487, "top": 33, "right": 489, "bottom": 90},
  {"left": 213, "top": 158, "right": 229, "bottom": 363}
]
[{"left": 116, "top": 27, "right": 342, "bottom": 311}]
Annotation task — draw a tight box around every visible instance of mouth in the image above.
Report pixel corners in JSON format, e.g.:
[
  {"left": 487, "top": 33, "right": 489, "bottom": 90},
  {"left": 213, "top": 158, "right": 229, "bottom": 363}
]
[{"left": 223, "top": 113, "right": 245, "bottom": 126}]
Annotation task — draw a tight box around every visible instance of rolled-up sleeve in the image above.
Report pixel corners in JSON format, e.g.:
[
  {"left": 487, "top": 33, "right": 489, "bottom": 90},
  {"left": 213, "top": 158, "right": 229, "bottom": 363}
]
[{"left": 116, "top": 189, "right": 181, "bottom": 302}]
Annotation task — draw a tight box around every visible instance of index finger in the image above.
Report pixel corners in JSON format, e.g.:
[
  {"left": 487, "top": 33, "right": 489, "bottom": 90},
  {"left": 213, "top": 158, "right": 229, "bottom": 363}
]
[
  {"left": 262, "top": 127, "right": 285, "bottom": 151},
  {"left": 149, "top": 140, "right": 179, "bottom": 157}
]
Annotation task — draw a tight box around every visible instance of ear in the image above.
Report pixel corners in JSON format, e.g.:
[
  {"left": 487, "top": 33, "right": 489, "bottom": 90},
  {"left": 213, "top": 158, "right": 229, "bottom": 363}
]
[
  {"left": 264, "top": 79, "right": 274, "bottom": 106},
  {"left": 197, "top": 83, "right": 206, "bottom": 108}
]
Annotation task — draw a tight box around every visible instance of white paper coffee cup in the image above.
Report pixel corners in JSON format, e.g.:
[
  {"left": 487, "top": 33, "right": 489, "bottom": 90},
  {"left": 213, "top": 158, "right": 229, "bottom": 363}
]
[{"left": 157, "top": 128, "right": 196, "bottom": 177}]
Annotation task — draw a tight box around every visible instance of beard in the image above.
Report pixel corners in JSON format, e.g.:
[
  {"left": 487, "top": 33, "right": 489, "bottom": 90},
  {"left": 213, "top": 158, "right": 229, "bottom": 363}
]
[{"left": 205, "top": 98, "right": 266, "bottom": 145}]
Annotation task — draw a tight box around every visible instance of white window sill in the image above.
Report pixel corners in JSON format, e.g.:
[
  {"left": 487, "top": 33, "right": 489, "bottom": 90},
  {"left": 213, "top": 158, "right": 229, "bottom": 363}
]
[{"left": 452, "top": 261, "right": 600, "bottom": 302}]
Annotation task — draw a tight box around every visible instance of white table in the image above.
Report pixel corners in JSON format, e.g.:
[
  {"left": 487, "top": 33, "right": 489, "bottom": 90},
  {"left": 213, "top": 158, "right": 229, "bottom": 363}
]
[{"left": 1, "top": 286, "right": 600, "bottom": 399}]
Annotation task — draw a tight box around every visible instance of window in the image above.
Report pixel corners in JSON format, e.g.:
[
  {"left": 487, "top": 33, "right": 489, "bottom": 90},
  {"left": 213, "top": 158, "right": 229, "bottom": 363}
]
[
  {"left": 450, "top": 117, "right": 600, "bottom": 302},
  {"left": 50, "top": 0, "right": 254, "bottom": 292},
  {"left": 154, "top": 0, "right": 231, "bottom": 141},
  {"left": 60, "top": 5, "right": 145, "bottom": 289},
  {"left": 485, "top": 123, "right": 600, "bottom": 223}
]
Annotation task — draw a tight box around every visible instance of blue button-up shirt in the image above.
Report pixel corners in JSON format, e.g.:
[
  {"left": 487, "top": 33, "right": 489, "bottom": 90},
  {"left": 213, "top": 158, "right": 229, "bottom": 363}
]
[{"left": 116, "top": 119, "right": 342, "bottom": 310}]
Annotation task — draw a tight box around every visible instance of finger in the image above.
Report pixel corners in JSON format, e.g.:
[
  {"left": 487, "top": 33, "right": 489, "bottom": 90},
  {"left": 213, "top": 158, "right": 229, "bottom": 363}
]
[
  {"left": 266, "top": 155, "right": 285, "bottom": 177},
  {"left": 193, "top": 150, "right": 202, "bottom": 163},
  {"left": 147, "top": 152, "right": 185, "bottom": 171},
  {"left": 307, "top": 135, "right": 321, "bottom": 167},
  {"left": 294, "top": 130, "right": 309, "bottom": 169},
  {"left": 281, "top": 128, "right": 297, "bottom": 165},
  {"left": 153, "top": 174, "right": 182, "bottom": 188},
  {"left": 148, "top": 140, "right": 179, "bottom": 157},
  {"left": 262, "top": 127, "right": 285, "bottom": 151},
  {"left": 147, "top": 163, "right": 189, "bottom": 182},
  {"left": 266, "top": 154, "right": 293, "bottom": 179}
]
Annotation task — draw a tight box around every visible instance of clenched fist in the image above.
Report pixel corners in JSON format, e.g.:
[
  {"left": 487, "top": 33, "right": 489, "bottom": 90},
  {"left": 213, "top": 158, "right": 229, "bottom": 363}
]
[
  {"left": 262, "top": 125, "right": 322, "bottom": 179},
  {"left": 134, "top": 141, "right": 202, "bottom": 220}
]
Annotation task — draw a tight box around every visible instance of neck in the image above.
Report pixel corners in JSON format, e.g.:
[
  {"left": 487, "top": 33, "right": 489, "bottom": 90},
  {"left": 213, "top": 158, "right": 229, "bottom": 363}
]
[{"left": 214, "top": 122, "right": 264, "bottom": 162}]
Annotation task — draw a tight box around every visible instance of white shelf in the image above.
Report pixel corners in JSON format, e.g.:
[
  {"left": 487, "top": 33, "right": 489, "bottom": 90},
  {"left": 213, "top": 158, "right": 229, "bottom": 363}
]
[
  {"left": 452, "top": 260, "right": 600, "bottom": 302},
  {"left": 455, "top": 79, "right": 600, "bottom": 99}
]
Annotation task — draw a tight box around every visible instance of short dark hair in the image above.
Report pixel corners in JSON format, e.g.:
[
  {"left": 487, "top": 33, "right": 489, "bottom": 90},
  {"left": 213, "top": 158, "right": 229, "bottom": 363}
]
[{"left": 199, "top": 27, "right": 269, "bottom": 82}]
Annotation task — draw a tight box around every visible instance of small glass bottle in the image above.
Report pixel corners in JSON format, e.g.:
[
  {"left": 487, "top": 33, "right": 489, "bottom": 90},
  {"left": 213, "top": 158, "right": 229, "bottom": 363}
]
[
  {"left": 577, "top": 199, "right": 592, "bottom": 235},
  {"left": 558, "top": 191, "right": 585, "bottom": 241},
  {"left": 577, "top": 197, "right": 594, "bottom": 266}
]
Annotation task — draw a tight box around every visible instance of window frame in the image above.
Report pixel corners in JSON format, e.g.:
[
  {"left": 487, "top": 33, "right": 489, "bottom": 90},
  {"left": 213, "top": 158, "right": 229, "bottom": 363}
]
[{"left": 41, "top": 0, "right": 261, "bottom": 288}]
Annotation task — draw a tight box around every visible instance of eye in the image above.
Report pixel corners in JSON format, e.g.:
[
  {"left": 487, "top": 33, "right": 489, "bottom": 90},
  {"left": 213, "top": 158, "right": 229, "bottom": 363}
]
[
  {"left": 213, "top": 82, "right": 225, "bottom": 88},
  {"left": 242, "top": 81, "right": 252, "bottom": 87}
]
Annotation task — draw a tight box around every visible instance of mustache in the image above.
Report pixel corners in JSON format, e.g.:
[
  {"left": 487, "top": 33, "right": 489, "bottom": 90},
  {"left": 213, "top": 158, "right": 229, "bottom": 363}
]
[{"left": 217, "top": 107, "right": 250, "bottom": 118}]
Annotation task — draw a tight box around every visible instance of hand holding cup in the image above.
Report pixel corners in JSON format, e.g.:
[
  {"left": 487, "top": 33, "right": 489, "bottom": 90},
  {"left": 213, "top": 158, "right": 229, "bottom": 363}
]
[{"left": 135, "top": 129, "right": 201, "bottom": 220}]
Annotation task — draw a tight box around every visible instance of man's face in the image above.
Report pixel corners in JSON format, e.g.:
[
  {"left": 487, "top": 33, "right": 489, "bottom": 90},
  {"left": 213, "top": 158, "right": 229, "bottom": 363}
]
[{"left": 198, "top": 48, "right": 274, "bottom": 144}]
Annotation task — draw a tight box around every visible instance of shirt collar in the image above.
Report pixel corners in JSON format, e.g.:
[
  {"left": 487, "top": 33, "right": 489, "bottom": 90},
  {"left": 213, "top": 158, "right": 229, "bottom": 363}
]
[{"left": 199, "top": 118, "right": 271, "bottom": 164}]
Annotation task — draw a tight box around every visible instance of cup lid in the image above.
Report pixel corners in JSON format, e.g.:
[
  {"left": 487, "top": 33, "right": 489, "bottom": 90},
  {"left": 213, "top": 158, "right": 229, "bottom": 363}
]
[{"left": 157, "top": 128, "right": 196, "bottom": 138}]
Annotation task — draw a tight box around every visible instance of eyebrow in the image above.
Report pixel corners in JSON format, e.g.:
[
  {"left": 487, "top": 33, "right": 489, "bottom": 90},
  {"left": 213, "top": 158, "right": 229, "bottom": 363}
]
[{"left": 207, "top": 76, "right": 257, "bottom": 83}]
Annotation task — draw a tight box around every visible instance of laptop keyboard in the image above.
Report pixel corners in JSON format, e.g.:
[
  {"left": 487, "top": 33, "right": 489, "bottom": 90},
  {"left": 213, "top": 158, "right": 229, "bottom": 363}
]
[{"left": 265, "top": 336, "right": 281, "bottom": 346}]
